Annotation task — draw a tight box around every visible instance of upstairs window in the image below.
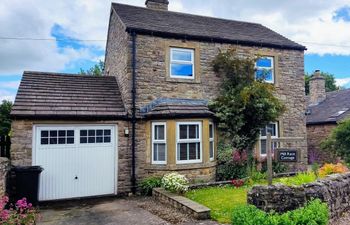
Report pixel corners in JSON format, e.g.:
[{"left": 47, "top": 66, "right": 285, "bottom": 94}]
[
  {"left": 255, "top": 57, "right": 274, "bottom": 83},
  {"left": 170, "top": 48, "right": 194, "bottom": 79},
  {"left": 152, "top": 122, "right": 167, "bottom": 164},
  {"left": 176, "top": 122, "right": 202, "bottom": 164},
  {"left": 259, "top": 122, "right": 278, "bottom": 156}
]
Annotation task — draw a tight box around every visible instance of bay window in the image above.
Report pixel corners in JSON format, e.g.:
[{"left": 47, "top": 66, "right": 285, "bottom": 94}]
[{"left": 209, "top": 122, "right": 214, "bottom": 161}]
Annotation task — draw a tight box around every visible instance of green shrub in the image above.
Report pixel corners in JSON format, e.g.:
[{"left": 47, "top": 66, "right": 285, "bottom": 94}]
[
  {"left": 276, "top": 172, "right": 317, "bottom": 186},
  {"left": 232, "top": 199, "right": 329, "bottom": 225},
  {"left": 217, "top": 143, "right": 248, "bottom": 181},
  {"left": 139, "top": 176, "right": 162, "bottom": 196},
  {"left": 261, "top": 161, "right": 288, "bottom": 174}
]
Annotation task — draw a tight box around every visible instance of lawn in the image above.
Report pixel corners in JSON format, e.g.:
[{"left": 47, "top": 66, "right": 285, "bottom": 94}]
[
  {"left": 186, "top": 186, "right": 247, "bottom": 224},
  {"left": 185, "top": 172, "right": 318, "bottom": 224}
]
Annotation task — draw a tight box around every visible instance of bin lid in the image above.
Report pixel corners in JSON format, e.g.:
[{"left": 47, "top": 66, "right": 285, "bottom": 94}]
[{"left": 12, "top": 166, "right": 43, "bottom": 172}]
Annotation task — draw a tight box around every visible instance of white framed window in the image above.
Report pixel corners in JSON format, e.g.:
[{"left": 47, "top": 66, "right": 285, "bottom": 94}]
[
  {"left": 209, "top": 122, "right": 215, "bottom": 161},
  {"left": 40, "top": 129, "right": 75, "bottom": 145},
  {"left": 80, "top": 129, "right": 111, "bottom": 144},
  {"left": 176, "top": 122, "right": 202, "bottom": 164},
  {"left": 152, "top": 122, "right": 167, "bottom": 164},
  {"left": 170, "top": 48, "right": 195, "bottom": 79},
  {"left": 255, "top": 56, "right": 274, "bottom": 83},
  {"left": 259, "top": 122, "right": 278, "bottom": 156}
]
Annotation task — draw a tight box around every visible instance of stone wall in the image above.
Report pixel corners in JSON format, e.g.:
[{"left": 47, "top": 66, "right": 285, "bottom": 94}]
[
  {"left": 307, "top": 124, "right": 337, "bottom": 164},
  {"left": 248, "top": 173, "right": 350, "bottom": 219},
  {"left": 0, "top": 157, "right": 9, "bottom": 196},
  {"left": 11, "top": 119, "right": 133, "bottom": 194}
]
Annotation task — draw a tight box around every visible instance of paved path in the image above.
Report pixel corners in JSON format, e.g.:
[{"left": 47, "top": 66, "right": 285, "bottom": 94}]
[{"left": 38, "top": 197, "right": 219, "bottom": 225}]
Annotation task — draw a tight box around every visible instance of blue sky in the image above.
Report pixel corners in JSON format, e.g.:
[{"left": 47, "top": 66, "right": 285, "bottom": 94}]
[{"left": 1, "top": 0, "right": 350, "bottom": 102}]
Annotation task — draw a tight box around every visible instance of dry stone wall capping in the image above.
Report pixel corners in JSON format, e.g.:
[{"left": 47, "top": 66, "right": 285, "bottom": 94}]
[
  {"left": 0, "top": 157, "right": 9, "bottom": 196},
  {"left": 248, "top": 172, "right": 350, "bottom": 219}
]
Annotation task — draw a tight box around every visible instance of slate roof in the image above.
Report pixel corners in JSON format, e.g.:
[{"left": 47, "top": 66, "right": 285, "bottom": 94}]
[
  {"left": 11, "top": 71, "right": 127, "bottom": 120},
  {"left": 112, "top": 3, "right": 306, "bottom": 51},
  {"left": 140, "top": 98, "right": 214, "bottom": 119},
  {"left": 306, "top": 89, "right": 350, "bottom": 125}
]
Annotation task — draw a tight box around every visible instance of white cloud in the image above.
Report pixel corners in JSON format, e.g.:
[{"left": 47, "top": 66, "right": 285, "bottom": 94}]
[
  {"left": 1, "top": 0, "right": 350, "bottom": 78},
  {"left": 336, "top": 77, "right": 350, "bottom": 87}
]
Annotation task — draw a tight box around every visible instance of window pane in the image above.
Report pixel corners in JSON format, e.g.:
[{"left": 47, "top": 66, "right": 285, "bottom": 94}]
[
  {"left": 178, "top": 143, "right": 188, "bottom": 160},
  {"left": 179, "top": 125, "right": 188, "bottom": 139},
  {"left": 172, "top": 49, "right": 192, "bottom": 61},
  {"left": 267, "top": 123, "right": 276, "bottom": 136},
  {"left": 209, "top": 124, "right": 213, "bottom": 138},
  {"left": 210, "top": 142, "right": 214, "bottom": 158},
  {"left": 88, "top": 130, "right": 95, "bottom": 136},
  {"left": 58, "top": 137, "right": 66, "bottom": 144},
  {"left": 67, "top": 138, "right": 74, "bottom": 144},
  {"left": 80, "top": 130, "right": 87, "bottom": 136},
  {"left": 157, "top": 144, "right": 166, "bottom": 161},
  {"left": 104, "top": 129, "right": 111, "bottom": 136},
  {"left": 50, "top": 130, "right": 57, "bottom": 137},
  {"left": 260, "top": 140, "right": 267, "bottom": 155},
  {"left": 50, "top": 138, "right": 57, "bottom": 145},
  {"left": 96, "top": 130, "right": 103, "bottom": 136},
  {"left": 58, "top": 130, "right": 66, "bottom": 137},
  {"left": 88, "top": 137, "right": 95, "bottom": 143},
  {"left": 260, "top": 127, "right": 266, "bottom": 137},
  {"left": 188, "top": 125, "right": 198, "bottom": 139},
  {"left": 104, "top": 136, "right": 111, "bottom": 143},
  {"left": 80, "top": 137, "right": 87, "bottom": 144},
  {"left": 67, "top": 130, "right": 74, "bottom": 137},
  {"left": 41, "top": 138, "right": 48, "bottom": 145},
  {"left": 188, "top": 143, "right": 196, "bottom": 160},
  {"left": 155, "top": 125, "right": 165, "bottom": 140},
  {"left": 153, "top": 144, "right": 158, "bottom": 161},
  {"left": 96, "top": 137, "right": 103, "bottom": 143},
  {"left": 256, "top": 69, "right": 273, "bottom": 82},
  {"left": 41, "top": 131, "right": 48, "bottom": 138},
  {"left": 171, "top": 64, "right": 193, "bottom": 77},
  {"left": 256, "top": 58, "right": 272, "bottom": 67}
]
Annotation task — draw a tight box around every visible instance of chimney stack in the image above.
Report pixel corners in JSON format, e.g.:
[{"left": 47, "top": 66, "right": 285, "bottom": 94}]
[
  {"left": 310, "top": 70, "right": 326, "bottom": 105},
  {"left": 145, "top": 0, "right": 169, "bottom": 11}
]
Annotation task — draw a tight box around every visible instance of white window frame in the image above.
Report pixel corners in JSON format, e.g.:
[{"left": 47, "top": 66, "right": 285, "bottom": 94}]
[
  {"left": 209, "top": 122, "right": 215, "bottom": 161},
  {"left": 259, "top": 122, "right": 278, "bottom": 156},
  {"left": 170, "top": 48, "right": 195, "bottom": 79},
  {"left": 255, "top": 56, "right": 274, "bottom": 84},
  {"left": 152, "top": 122, "right": 167, "bottom": 165},
  {"left": 176, "top": 121, "right": 202, "bottom": 164}
]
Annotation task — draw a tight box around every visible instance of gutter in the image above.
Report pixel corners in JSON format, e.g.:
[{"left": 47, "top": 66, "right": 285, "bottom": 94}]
[{"left": 131, "top": 31, "right": 137, "bottom": 194}]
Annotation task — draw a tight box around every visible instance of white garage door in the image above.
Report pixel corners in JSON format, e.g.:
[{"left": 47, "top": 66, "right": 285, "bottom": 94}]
[{"left": 34, "top": 125, "right": 117, "bottom": 201}]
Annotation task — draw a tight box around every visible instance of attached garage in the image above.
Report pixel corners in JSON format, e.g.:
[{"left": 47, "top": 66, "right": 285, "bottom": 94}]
[
  {"left": 10, "top": 72, "right": 128, "bottom": 201},
  {"left": 34, "top": 125, "right": 117, "bottom": 201}
]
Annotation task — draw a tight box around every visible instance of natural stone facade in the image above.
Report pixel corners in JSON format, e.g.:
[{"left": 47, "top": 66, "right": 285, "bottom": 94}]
[
  {"left": 0, "top": 157, "right": 9, "bottom": 196},
  {"left": 11, "top": 119, "right": 133, "bottom": 194},
  {"left": 309, "top": 70, "right": 326, "bottom": 105},
  {"left": 105, "top": 6, "right": 308, "bottom": 177},
  {"left": 307, "top": 124, "right": 337, "bottom": 164},
  {"left": 248, "top": 173, "right": 350, "bottom": 219}
]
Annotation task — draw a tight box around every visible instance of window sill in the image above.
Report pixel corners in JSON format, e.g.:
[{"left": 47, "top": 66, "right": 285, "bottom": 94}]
[
  {"left": 145, "top": 161, "right": 216, "bottom": 171},
  {"left": 165, "top": 77, "right": 201, "bottom": 84}
]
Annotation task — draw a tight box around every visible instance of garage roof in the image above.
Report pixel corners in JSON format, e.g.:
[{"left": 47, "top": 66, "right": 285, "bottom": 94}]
[{"left": 11, "top": 71, "right": 127, "bottom": 120}]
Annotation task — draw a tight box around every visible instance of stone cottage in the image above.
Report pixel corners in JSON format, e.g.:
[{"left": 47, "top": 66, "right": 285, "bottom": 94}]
[
  {"left": 10, "top": 0, "right": 307, "bottom": 201},
  {"left": 307, "top": 70, "right": 350, "bottom": 163}
]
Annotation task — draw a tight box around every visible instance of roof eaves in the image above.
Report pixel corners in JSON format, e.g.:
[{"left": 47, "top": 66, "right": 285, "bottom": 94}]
[{"left": 125, "top": 27, "right": 306, "bottom": 51}]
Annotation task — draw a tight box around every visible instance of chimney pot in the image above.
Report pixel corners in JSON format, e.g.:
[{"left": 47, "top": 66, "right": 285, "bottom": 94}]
[
  {"left": 309, "top": 70, "right": 326, "bottom": 105},
  {"left": 145, "top": 0, "right": 169, "bottom": 10}
]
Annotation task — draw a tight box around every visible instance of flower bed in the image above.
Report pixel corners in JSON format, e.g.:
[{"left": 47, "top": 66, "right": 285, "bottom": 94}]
[{"left": 0, "top": 196, "right": 39, "bottom": 224}]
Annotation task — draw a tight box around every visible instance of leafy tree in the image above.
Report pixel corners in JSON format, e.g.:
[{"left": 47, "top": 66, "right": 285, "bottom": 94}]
[
  {"left": 0, "top": 100, "right": 13, "bottom": 136},
  {"left": 209, "top": 49, "right": 285, "bottom": 157},
  {"left": 79, "top": 60, "right": 104, "bottom": 76},
  {"left": 305, "top": 72, "right": 339, "bottom": 95},
  {"left": 321, "top": 119, "right": 350, "bottom": 163}
]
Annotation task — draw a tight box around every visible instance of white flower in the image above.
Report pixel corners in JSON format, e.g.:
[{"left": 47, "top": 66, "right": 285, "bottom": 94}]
[{"left": 161, "top": 172, "right": 189, "bottom": 193}]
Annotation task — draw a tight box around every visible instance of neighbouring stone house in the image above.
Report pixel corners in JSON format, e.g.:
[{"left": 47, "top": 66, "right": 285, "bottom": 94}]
[
  {"left": 10, "top": 0, "right": 307, "bottom": 201},
  {"left": 307, "top": 70, "right": 350, "bottom": 163}
]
